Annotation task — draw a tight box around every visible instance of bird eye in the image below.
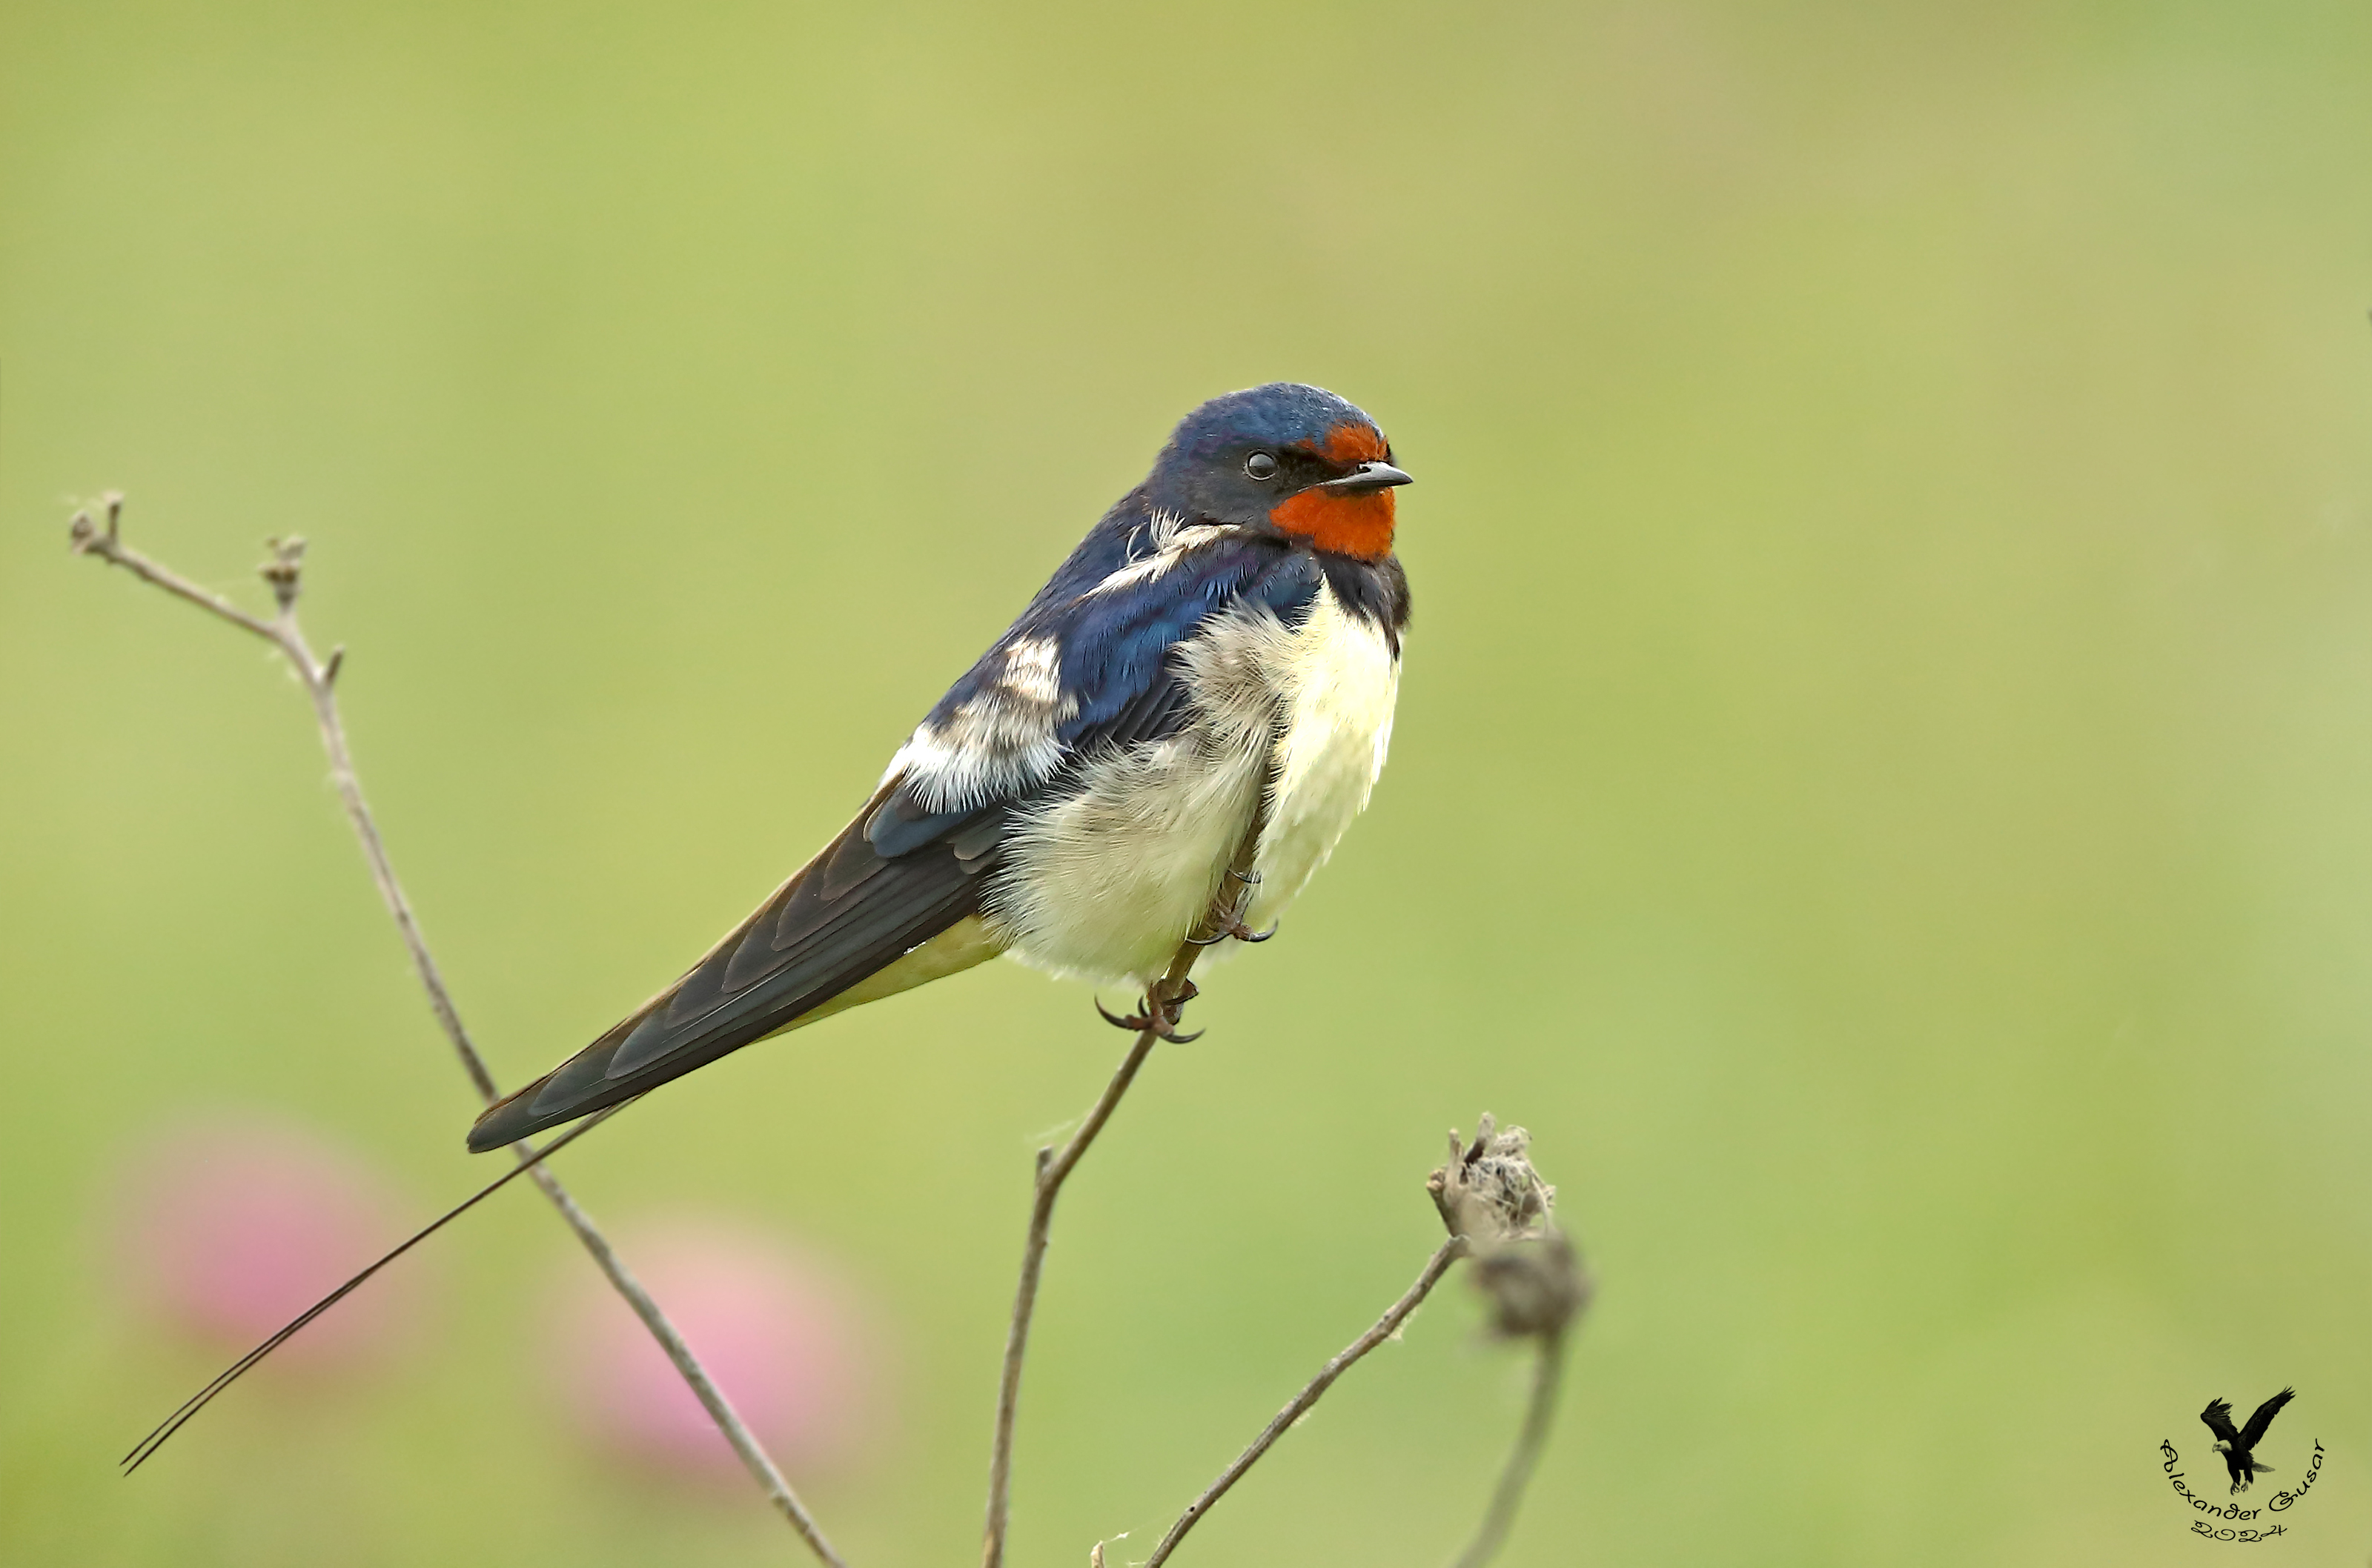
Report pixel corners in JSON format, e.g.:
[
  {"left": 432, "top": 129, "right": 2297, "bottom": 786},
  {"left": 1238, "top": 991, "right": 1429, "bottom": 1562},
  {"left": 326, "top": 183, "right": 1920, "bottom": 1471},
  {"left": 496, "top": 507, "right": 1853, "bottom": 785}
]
[{"left": 1244, "top": 451, "right": 1279, "bottom": 481}]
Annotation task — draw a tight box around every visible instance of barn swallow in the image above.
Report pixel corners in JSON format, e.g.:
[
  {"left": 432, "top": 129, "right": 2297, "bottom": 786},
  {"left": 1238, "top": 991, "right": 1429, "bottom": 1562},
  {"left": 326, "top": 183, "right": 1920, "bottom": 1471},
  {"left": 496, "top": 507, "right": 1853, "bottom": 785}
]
[{"left": 467, "top": 383, "right": 1411, "bottom": 1152}]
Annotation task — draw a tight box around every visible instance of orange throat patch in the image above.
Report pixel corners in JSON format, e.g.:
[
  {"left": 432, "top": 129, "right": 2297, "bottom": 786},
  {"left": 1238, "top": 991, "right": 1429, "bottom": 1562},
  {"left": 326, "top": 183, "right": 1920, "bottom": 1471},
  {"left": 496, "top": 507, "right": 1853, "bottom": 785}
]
[
  {"left": 1268, "top": 487, "right": 1397, "bottom": 559},
  {"left": 1271, "top": 422, "right": 1398, "bottom": 558}
]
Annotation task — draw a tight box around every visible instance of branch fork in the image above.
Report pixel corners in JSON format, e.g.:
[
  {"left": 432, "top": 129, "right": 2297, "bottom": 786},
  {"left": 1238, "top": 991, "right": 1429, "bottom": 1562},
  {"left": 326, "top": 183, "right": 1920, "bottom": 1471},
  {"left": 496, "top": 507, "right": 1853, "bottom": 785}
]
[
  {"left": 78, "top": 496, "right": 1586, "bottom": 1568},
  {"left": 74, "top": 499, "right": 844, "bottom": 1567}
]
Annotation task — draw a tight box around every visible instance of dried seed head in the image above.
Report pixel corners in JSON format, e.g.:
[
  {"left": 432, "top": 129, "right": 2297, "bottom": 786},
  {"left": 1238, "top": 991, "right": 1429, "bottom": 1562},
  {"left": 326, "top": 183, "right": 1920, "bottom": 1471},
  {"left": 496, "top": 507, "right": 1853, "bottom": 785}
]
[
  {"left": 1426, "top": 1112, "right": 1590, "bottom": 1341},
  {"left": 67, "top": 492, "right": 125, "bottom": 554},
  {"left": 1428, "top": 1113, "right": 1554, "bottom": 1243},
  {"left": 1471, "top": 1228, "right": 1590, "bottom": 1341},
  {"left": 259, "top": 536, "right": 307, "bottom": 612}
]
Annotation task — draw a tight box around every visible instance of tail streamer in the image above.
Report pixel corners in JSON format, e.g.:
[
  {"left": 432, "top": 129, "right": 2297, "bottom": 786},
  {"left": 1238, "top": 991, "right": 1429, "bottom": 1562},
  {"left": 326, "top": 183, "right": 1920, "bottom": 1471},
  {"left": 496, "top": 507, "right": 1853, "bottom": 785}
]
[{"left": 122, "top": 1102, "right": 632, "bottom": 1474}]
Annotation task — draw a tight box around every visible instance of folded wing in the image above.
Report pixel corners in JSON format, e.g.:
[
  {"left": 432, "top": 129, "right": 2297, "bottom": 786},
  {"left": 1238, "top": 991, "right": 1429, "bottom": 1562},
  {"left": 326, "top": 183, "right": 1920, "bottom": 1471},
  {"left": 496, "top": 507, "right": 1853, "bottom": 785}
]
[{"left": 466, "top": 790, "right": 998, "bottom": 1150}]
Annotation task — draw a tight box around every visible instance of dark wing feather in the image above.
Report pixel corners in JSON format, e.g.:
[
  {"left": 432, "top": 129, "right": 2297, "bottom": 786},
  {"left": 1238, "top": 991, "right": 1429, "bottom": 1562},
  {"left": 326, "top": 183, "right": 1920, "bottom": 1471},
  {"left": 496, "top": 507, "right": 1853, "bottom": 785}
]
[
  {"left": 2199, "top": 1399, "right": 2242, "bottom": 1445},
  {"left": 2239, "top": 1388, "right": 2294, "bottom": 1448},
  {"left": 466, "top": 788, "right": 993, "bottom": 1151}
]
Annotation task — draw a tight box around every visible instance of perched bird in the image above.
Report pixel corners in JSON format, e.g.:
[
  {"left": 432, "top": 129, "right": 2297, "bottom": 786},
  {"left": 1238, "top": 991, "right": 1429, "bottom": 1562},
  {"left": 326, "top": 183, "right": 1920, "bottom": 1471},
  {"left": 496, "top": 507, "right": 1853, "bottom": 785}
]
[
  {"left": 2200, "top": 1388, "right": 2295, "bottom": 1494},
  {"left": 468, "top": 382, "right": 1411, "bottom": 1152}
]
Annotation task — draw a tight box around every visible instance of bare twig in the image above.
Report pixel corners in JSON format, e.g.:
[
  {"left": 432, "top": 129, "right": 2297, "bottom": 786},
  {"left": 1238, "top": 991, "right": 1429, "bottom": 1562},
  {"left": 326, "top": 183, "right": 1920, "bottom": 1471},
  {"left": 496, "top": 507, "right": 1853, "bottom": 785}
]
[
  {"left": 1141, "top": 1237, "right": 1469, "bottom": 1568},
  {"left": 73, "top": 499, "right": 846, "bottom": 1567},
  {"left": 1447, "top": 1329, "right": 1568, "bottom": 1568},
  {"left": 1142, "top": 1115, "right": 1586, "bottom": 1568},
  {"left": 981, "top": 1022, "right": 1159, "bottom": 1568},
  {"left": 981, "top": 814, "right": 1271, "bottom": 1568},
  {"left": 1435, "top": 1120, "right": 1586, "bottom": 1568}
]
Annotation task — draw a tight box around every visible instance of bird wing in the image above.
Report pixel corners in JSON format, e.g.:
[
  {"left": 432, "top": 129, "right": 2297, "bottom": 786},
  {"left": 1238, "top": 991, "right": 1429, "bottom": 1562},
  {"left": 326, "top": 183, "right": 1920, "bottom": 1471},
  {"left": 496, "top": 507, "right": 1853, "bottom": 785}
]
[
  {"left": 466, "top": 783, "right": 996, "bottom": 1150},
  {"left": 877, "top": 519, "right": 1322, "bottom": 818},
  {"left": 2200, "top": 1398, "right": 2242, "bottom": 1445},
  {"left": 2239, "top": 1388, "right": 2295, "bottom": 1448},
  {"left": 468, "top": 524, "right": 1323, "bottom": 1152}
]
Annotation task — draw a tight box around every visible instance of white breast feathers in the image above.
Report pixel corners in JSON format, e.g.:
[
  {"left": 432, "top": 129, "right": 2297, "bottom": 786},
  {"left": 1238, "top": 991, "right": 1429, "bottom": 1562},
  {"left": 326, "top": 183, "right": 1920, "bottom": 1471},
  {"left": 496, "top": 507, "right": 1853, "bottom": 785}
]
[{"left": 987, "top": 581, "right": 1400, "bottom": 986}]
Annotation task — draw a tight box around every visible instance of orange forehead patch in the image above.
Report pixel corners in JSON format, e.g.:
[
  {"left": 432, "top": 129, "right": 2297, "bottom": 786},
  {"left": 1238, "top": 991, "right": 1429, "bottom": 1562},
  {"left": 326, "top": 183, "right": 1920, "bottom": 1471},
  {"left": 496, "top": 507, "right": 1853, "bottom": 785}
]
[{"left": 1316, "top": 422, "right": 1388, "bottom": 465}]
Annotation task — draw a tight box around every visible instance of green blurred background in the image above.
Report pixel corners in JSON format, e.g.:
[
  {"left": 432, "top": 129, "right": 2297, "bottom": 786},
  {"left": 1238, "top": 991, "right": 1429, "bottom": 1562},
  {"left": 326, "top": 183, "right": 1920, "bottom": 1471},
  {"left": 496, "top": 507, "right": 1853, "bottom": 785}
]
[{"left": 7, "top": 1, "right": 2372, "bottom": 1563}]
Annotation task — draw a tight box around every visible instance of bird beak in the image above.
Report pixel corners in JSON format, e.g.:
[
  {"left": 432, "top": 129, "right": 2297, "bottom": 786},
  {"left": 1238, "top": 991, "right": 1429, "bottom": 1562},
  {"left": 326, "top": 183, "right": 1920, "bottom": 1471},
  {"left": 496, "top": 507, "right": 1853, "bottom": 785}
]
[{"left": 1316, "top": 461, "right": 1413, "bottom": 494}]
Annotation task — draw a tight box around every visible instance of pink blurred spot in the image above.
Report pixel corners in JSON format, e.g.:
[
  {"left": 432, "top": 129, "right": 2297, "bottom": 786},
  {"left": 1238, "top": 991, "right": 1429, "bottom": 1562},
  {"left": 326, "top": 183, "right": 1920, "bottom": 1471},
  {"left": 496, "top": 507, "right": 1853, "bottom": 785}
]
[
  {"left": 551, "top": 1217, "right": 883, "bottom": 1480},
  {"left": 113, "top": 1111, "right": 418, "bottom": 1368}
]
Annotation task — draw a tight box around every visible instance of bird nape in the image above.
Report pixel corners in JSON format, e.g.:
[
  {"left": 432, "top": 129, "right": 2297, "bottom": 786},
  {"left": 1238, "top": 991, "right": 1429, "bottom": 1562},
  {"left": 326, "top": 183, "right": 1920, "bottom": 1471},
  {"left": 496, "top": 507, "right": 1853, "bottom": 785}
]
[
  {"left": 2199, "top": 1387, "right": 2295, "bottom": 1494},
  {"left": 466, "top": 380, "right": 1414, "bottom": 1153}
]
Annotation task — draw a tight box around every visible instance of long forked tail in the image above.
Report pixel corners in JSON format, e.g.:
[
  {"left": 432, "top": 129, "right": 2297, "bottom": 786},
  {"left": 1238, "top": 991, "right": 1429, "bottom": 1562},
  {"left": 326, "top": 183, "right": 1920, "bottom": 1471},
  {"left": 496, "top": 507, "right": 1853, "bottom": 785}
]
[{"left": 122, "top": 1103, "right": 627, "bottom": 1475}]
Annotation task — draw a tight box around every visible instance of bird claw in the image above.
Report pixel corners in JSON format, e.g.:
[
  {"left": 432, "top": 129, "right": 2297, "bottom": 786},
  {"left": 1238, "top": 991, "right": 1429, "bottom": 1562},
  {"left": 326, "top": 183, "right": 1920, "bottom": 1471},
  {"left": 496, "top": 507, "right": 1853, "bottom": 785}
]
[
  {"left": 1095, "top": 979, "right": 1203, "bottom": 1042},
  {"left": 1186, "top": 919, "right": 1279, "bottom": 946},
  {"left": 1185, "top": 864, "right": 1273, "bottom": 946}
]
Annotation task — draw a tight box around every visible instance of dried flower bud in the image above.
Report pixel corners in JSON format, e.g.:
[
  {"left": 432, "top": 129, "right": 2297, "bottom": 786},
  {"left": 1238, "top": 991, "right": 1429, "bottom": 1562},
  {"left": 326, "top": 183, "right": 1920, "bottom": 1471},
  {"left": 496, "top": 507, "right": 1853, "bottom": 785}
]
[
  {"left": 1428, "top": 1113, "right": 1555, "bottom": 1243},
  {"left": 67, "top": 493, "right": 125, "bottom": 554},
  {"left": 259, "top": 536, "right": 307, "bottom": 612},
  {"left": 1470, "top": 1229, "right": 1590, "bottom": 1341},
  {"left": 1427, "top": 1112, "right": 1590, "bottom": 1341}
]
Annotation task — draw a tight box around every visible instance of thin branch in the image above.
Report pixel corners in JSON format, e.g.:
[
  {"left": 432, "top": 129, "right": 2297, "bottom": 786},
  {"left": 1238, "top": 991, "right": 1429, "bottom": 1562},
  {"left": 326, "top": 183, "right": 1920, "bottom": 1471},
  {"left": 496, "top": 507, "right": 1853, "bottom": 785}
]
[
  {"left": 1446, "top": 1328, "right": 1568, "bottom": 1568},
  {"left": 1140, "top": 1238, "right": 1468, "bottom": 1568},
  {"left": 73, "top": 499, "right": 846, "bottom": 1567},
  {"left": 1142, "top": 1119, "right": 1583, "bottom": 1568},
  {"left": 981, "top": 808, "right": 1272, "bottom": 1568},
  {"left": 978, "top": 948, "right": 1187, "bottom": 1568}
]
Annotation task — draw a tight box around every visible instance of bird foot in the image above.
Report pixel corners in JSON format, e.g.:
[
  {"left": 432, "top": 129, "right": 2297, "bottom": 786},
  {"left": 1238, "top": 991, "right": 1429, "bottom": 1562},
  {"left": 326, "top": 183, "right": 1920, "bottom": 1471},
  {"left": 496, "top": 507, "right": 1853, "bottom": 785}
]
[
  {"left": 1186, "top": 918, "right": 1276, "bottom": 946},
  {"left": 1096, "top": 978, "right": 1202, "bottom": 1042},
  {"left": 1185, "top": 866, "right": 1273, "bottom": 946}
]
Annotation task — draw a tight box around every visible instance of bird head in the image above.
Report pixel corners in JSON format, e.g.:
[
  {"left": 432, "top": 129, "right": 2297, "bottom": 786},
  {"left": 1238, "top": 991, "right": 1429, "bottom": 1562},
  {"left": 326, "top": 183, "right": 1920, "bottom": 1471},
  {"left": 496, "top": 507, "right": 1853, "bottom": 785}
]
[{"left": 1147, "top": 382, "right": 1411, "bottom": 560}]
